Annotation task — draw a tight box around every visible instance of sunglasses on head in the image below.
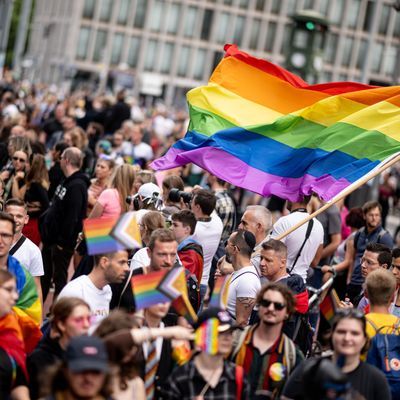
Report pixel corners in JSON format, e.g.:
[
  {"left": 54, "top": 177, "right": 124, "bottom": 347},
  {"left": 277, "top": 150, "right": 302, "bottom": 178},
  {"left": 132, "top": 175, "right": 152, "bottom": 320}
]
[
  {"left": 259, "top": 298, "right": 286, "bottom": 311},
  {"left": 336, "top": 308, "right": 365, "bottom": 319},
  {"left": 12, "top": 157, "right": 26, "bottom": 163}
]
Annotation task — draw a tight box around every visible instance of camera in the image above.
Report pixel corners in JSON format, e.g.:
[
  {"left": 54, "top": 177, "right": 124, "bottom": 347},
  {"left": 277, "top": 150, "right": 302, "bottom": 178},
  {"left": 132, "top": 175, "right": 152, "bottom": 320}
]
[
  {"left": 168, "top": 188, "right": 192, "bottom": 204},
  {"left": 126, "top": 195, "right": 134, "bottom": 204}
]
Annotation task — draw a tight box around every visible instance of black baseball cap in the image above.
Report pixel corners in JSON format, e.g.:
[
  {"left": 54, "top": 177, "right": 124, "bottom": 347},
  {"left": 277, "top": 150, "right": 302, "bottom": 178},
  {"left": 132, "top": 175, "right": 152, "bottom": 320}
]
[
  {"left": 66, "top": 335, "right": 109, "bottom": 373},
  {"left": 194, "top": 308, "right": 237, "bottom": 333}
]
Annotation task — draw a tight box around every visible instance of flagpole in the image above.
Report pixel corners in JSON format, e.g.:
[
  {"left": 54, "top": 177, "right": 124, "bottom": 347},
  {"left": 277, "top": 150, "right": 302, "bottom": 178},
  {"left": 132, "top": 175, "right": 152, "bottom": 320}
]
[{"left": 275, "top": 153, "right": 400, "bottom": 241}]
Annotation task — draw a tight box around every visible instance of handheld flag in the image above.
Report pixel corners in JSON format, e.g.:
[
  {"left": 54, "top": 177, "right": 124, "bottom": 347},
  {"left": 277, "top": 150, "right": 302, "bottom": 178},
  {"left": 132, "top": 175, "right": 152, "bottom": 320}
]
[
  {"left": 111, "top": 212, "right": 142, "bottom": 249},
  {"left": 320, "top": 288, "right": 341, "bottom": 324},
  {"left": 152, "top": 44, "right": 400, "bottom": 202},
  {"left": 194, "top": 318, "right": 219, "bottom": 355},
  {"left": 209, "top": 275, "right": 231, "bottom": 309},
  {"left": 84, "top": 217, "right": 124, "bottom": 255},
  {"left": 131, "top": 270, "right": 170, "bottom": 310}
]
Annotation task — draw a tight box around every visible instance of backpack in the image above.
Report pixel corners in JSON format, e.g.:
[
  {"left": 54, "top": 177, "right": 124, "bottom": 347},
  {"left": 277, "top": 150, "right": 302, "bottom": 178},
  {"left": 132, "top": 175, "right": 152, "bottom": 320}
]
[
  {"left": 366, "top": 319, "right": 400, "bottom": 400},
  {"left": 354, "top": 226, "right": 388, "bottom": 250}
]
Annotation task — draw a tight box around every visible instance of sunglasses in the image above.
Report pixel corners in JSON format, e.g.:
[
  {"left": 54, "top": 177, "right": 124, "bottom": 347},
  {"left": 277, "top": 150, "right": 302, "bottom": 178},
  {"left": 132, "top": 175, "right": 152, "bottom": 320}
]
[
  {"left": 336, "top": 308, "right": 365, "bottom": 319},
  {"left": 70, "top": 315, "right": 91, "bottom": 325},
  {"left": 12, "top": 157, "right": 26, "bottom": 163},
  {"left": 259, "top": 299, "right": 286, "bottom": 311}
]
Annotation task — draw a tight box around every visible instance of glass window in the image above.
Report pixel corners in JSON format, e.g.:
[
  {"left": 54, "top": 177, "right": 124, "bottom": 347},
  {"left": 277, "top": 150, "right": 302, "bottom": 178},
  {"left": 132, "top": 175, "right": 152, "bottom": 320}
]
[
  {"left": 82, "top": 0, "right": 95, "bottom": 19},
  {"left": 238, "top": 0, "right": 249, "bottom": 8},
  {"left": 127, "top": 36, "right": 141, "bottom": 67},
  {"left": 270, "top": 0, "right": 280, "bottom": 14},
  {"left": 184, "top": 6, "right": 198, "bottom": 38},
  {"left": 362, "top": 1, "right": 374, "bottom": 32},
  {"left": 216, "top": 12, "right": 230, "bottom": 44},
  {"left": 93, "top": 29, "right": 108, "bottom": 62},
  {"left": 110, "top": 33, "right": 124, "bottom": 65},
  {"left": 134, "top": 0, "right": 147, "bottom": 28},
  {"left": 371, "top": 42, "right": 384, "bottom": 73},
  {"left": 160, "top": 42, "right": 174, "bottom": 73},
  {"left": 293, "top": 30, "right": 309, "bottom": 49},
  {"left": 330, "top": 0, "right": 343, "bottom": 25},
  {"left": 212, "top": 51, "right": 223, "bottom": 70},
  {"left": 249, "top": 18, "right": 261, "bottom": 49},
  {"left": 223, "top": 0, "right": 232, "bottom": 4},
  {"left": 341, "top": 36, "right": 354, "bottom": 66},
  {"left": 166, "top": 3, "right": 181, "bottom": 34},
  {"left": 378, "top": 5, "right": 390, "bottom": 35},
  {"left": 395, "top": 13, "right": 400, "bottom": 38},
  {"left": 265, "top": 22, "right": 277, "bottom": 52},
  {"left": 255, "top": 0, "right": 265, "bottom": 11},
  {"left": 356, "top": 39, "right": 367, "bottom": 69},
  {"left": 304, "top": 0, "right": 314, "bottom": 8},
  {"left": 144, "top": 40, "right": 159, "bottom": 71},
  {"left": 233, "top": 15, "right": 245, "bottom": 46},
  {"left": 149, "top": 0, "right": 164, "bottom": 32},
  {"left": 287, "top": 0, "right": 297, "bottom": 15},
  {"left": 280, "top": 24, "right": 291, "bottom": 55},
  {"left": 346, "top": 0, "right": 360, "bottom": 29},
  {"left": 383, "top": 45, "right": 396, "bottom": 75},
  {"left": 319, "top": 0, "right": 329, "bottom": 15},
  {"left": 99, "top": 0, "right": 112, "bottom": 22},
  {"left": 177, "top": 46, "right": 191, "bottom": 77},
  {"left": 201, "top": 9, "right": 214, "bottom": 41},
  {"left": 76, "top": 27, "right": 91, "bottom": 60},
  {"left": 117, "top": 0, "right": 130, "bottom": 25},
  {"left": 193, "top": 48, "right": 207, "bottom": 80},
  {"left": 325, "top": 34, "right": 338, "bottom": 64}
]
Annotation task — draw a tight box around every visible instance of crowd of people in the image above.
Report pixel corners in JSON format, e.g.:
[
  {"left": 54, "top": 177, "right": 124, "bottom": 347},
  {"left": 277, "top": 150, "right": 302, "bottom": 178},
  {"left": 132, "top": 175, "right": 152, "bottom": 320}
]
[{"left": 1, "top": 79, "right": 400, "bottom": 400}]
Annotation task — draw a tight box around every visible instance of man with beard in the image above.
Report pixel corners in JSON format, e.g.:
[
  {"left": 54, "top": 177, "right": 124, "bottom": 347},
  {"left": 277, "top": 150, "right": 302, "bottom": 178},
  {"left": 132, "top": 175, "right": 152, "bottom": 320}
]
[
  {"left": 348, "top": 201, "right": 393, "bottom": 303},
  {"left": 231, "top": 283, "right": 303, "bottom": 399},
  {"left": 225, "top": 229, "right": 260, "bottom": 327}
]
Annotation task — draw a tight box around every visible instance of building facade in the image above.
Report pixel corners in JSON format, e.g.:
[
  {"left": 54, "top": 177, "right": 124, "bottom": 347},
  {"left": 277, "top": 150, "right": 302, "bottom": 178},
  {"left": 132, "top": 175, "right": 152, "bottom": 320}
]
[{"left": 26, "top": 0, "right": 400, "bottom": 105}]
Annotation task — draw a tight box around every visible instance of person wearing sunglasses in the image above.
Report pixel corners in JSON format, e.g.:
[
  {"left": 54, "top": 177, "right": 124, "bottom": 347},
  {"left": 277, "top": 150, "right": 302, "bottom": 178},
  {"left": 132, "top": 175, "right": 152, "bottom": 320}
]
[
  {"left": 231, "top": 282, "right": 303, "bottom": 399},
  {"left": 27, "top": 296, "right": 91, "bottom": 399},
  {"left": 282, "top": 309, "right": 391, "bottom": 400},
  {"left": 3, "top": 149, "right": 29, "bottom": 201}
]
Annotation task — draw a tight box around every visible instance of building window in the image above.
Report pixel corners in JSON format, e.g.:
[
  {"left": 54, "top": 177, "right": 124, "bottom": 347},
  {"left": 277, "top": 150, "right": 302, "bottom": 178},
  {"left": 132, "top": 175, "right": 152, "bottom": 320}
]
[
  {"left": 271, "top": 0, "right": 280, "bottom": 14},
  {"left": 184, "top": 6, "right": 198, "bottom": 38},
  {"left": 193, "top": 48, "right": 207, "bottom": 80},
  {"left": 82, "top": 0, "right": 95, "bottom": 19},
  {"left": 201, "top": 9, "right": 214, "bottom": 41},
  {"left": 356, "top": 39, "right": 367, "bottom": 69},
  {"left": 395, "top": 13, "right": 400, "bottom": 38},
  {"left": 117, "top": 0, "right": 130, "bottom": 25},
  {"left": 371, "top": 42, "right": 384, "bottom": 73},
  {"left": 160, "top": 42, "right": 174, "bottom": 73},
  {"left": 223, "top": 0, "right": 233, "bottom": 5},
  {"left": 216, "top": 12, "right": 230, "bottom": 44},
  {"left": 149, "top": 0, "right": 164, "bottom": 32},
  {"left": 166, "top": 3, "right": 181, "bottom": 35},
  {"left": 286, "top": 0, "right": 298, "bottom": 15},
  {"left": 249, "top": 18, "right": 261, "bottom": 49},
  {"left": 341, "top": 36, "right": 354, "bottom": 67},
  {"left": 324, "top": 34, "right": 338, "bottom": 64},
  {"left": 346, "top": 0, "right": 360, "bottom": 29},
  {"left": 378, "top": 4, "right": 390, "bottom": 36},
  {"left": 93, "top": 29, "right": 108, "bottom": 62},
  {"left": 238, "top": 0, "right": 249, "bottom": 9},
  {"left": 362, "top": 1, "right": 374, "bottom": 32},
  {"left": 319, "top": 0, "right": 329, "bottom": 15},
  {"left": 144, "top": 39, "right": 159, "bottom": 71},
  {"left": 134, "top": 0, "right": 147, "bottom": 28},
  {"left": 265, "top": 22, "right": 277, "bottom": 52},
  {"left": 127, "top": 36, "right": 141, "bottom": 67},
  {"left": 177, "top": 46, "right": 191, "bottom": 77},
  {"left": 76, "top": 26, "right": 91, "bottom": 60},
  {"left": 383, "top": 45, "right": 396, "bottom": 75},
  {"left": 110, "top": 33, "right": 124, "bottom": 65},
  {"left": 233, "top": 15, "right": 245, "bottom": 46},
  {"left": 99, "top": 0, "right": 112, "bottom": 22},
  {"left": 255, "top": 0, "right": 265, "bottom": 12},
  {"left": 212, "top": 51, "right": 223, "bottom": 70}
]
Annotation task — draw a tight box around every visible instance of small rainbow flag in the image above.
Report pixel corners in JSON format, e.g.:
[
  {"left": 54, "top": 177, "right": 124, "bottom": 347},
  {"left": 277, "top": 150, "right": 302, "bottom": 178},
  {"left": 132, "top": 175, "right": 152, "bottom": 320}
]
[
  {"left": 157, "top": 267, "right": 187, "bottom": 300},
  {"left": 195, "top": 318, "right": 219, "bottom": 355},
  {"left": 84, "top": 217, "right": 124, "bottom": 255},
  {"left": 209, "top": 275, "right": 231, "bottom": 309},
  {"left": 131, "top": 270, "right": 170, "bottom": 311},
  {"left": 172, "top": 295, "right": 198, "bottom": 324},
  {"left": 111, "top": 212, "right": 142, "bottom": 249},
  {"left": 320, "top": 288, "right": 341, "bottom": 324}
]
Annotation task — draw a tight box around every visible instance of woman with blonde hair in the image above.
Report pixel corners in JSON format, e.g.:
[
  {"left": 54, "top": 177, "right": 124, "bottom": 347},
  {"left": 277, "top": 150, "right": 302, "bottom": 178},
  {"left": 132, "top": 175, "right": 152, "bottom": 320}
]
[{"left": 89, "top": 163, "right": 136, "bottom": 219}]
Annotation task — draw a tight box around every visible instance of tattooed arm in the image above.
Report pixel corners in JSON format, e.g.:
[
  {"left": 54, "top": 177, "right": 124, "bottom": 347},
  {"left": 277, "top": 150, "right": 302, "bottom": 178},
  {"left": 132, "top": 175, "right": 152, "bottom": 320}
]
[{"left": 236, "top": 297, "right": 256, "bottom": 327}]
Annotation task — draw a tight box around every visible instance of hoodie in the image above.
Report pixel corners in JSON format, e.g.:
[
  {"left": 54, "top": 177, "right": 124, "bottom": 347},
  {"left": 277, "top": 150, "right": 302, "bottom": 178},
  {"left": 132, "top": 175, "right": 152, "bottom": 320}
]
[
  {"left": 177, "top": 237, "right": 204, "bottom": 284},
  {"left": 40, "top": 171, "right": 90, "bottom": 249}
]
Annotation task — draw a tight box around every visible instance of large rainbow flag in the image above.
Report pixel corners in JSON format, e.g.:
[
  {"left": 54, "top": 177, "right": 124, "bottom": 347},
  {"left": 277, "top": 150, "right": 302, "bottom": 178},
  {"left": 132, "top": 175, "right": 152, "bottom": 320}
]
[{"left": 152, "top": 44, "right": 400, "bottom": 201}]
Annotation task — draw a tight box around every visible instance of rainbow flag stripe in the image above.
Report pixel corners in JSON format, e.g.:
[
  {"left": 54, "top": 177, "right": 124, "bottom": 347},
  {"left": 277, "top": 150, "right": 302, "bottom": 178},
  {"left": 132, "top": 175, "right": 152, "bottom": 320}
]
[
  {"left": 195, "top": 318, "right": 219, "bottom": 355},
  {"left": 209, "top": 275, "right": 231, "bottom": 309},
  {"left": 131, "top": 270, "right": 170, "bottom": 310},
  {"left": 152, "top": 44, "right": 400, "bottom": 201},
  {"left": 84, "top": 217, "right": 124, "bottom": 255},
  {"left": 320, "top": 289, "right": 341, "bottom": 324}
]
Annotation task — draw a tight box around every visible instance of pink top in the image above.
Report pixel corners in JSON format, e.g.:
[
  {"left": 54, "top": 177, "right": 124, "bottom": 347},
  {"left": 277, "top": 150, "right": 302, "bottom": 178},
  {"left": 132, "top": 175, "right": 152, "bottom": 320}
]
[{"left": 97, "top": 188, "right": 122, "bottom": 218}]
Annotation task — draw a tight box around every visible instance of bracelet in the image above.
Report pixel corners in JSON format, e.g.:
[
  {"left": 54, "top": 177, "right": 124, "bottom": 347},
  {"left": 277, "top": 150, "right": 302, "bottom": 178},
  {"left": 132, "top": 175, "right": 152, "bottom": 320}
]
[{"left": 328, "top": 266, "right": 335, "bottom": 274}]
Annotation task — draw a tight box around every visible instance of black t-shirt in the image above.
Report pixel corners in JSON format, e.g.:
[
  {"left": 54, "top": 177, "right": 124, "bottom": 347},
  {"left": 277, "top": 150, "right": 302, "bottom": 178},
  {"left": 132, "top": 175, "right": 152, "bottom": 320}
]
[
  {"left": 282, "top": 358, "right": 391, "bottom": 400},
  {"left": 0, "top": 348, "right": 27, "bottom": 397}
]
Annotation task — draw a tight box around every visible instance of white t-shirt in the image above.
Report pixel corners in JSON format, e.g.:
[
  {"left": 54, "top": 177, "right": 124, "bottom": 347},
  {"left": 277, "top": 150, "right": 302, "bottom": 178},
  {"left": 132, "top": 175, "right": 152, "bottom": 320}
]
[
  {"left": 227, "top": 265, "right": 261, "bottom": 319},
  {"left": 121, "top": 141, "right": 154, "bottom": 161},
  {"left": 131, "top": 247, "right": 150, "bottom": 270},
  {"left": 271, "top": 211, "right": 324, "bottom": 282},
  {"left": 192, "top": 212, "right": 223, "bottom": 285},
  {"left": 11, "top": 236, "right": 44, "bottom": 277},
  {"left": 58, "top": 275, "right": 112, "bottom": 332}
]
